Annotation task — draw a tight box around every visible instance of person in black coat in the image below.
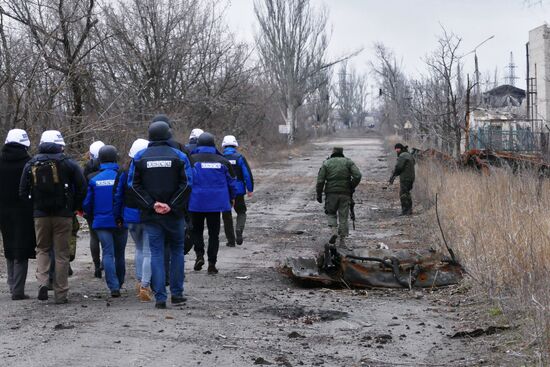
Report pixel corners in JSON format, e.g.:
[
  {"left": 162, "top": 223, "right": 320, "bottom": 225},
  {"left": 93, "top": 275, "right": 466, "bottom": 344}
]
[{"left": 0, "top": 129, "right": 36, "bottom": 300}]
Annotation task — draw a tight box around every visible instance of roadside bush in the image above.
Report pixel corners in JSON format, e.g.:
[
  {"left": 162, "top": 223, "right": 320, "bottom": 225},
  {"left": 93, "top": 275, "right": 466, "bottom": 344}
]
[{"left": 416, "top": 161, "right": 550, "bottom": 364}]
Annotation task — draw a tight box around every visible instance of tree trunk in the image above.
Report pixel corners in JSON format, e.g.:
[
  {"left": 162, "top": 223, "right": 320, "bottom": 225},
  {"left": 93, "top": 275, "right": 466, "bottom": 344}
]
[{"left": 285, "top": 104, "right": 296, "bottom": 145}]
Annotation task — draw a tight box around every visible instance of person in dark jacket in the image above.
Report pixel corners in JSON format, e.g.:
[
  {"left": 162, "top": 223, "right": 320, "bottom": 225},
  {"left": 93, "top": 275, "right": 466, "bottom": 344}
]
[
  {"left": 19, "top": 130, "right": 87, "bottom": 304},
  {"left": 83, "top": 140, "right": 104, "bottom": 278},
  {"left": 389, "top": 143, "right": 416, "bottom": 215},
  {"left": 316, "top": 147, "right": 362, "bottom": 247},
  {"left": 114, "top": 138, "right": 153, "bottom": 302},
  {"left": 83, "top": 145, "right": 128, "bottom": 297},
  {"left": 185, "top": 128, "right": 204, "bottom": 153},
  {"left": 190, "top": 132, "right": 236, "bottom": 274},
  {"left": 221, "top": 135, "right": 254, "bottom": 247},
  {"left": 0, "top": 129, "right": 36, "bottom": 300},
  {"left": 150, "top": 114, "right": 191, "bottom": 286},
  {"left": 128, "top": 121, "right": 192, "bottom": 309}
]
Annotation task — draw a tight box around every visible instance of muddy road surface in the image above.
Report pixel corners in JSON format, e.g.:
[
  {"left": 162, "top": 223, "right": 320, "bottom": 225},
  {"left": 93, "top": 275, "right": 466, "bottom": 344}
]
[{"left": 1, "top": 131, "right": 487, "bottom": 366}]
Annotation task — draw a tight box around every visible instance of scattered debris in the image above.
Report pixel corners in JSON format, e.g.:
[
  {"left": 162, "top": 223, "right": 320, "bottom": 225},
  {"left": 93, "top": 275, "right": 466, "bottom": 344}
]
[
  {"left": 254, "top": 357, "right": 273, "bottom": 365},
  {"left": 288, "top": 331, "right": 306, "bottom": 338},
  {"left": 53, "top": 324, "right": 75, "bottom": 330},
  {"left": 451, "top": 325, "right": 511, "bottom": 339},
  {"left": 282, "top": 236, "right": 463, "bottom": 289},
  {"left": 236, "top": 276, "right": 251, "bottom": 280}
]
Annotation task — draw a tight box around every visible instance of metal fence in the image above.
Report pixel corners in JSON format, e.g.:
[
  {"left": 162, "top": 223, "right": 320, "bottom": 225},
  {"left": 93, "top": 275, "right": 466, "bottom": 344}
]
[{"left": 468, "top": 128, "right": 550, "bottom": 154}]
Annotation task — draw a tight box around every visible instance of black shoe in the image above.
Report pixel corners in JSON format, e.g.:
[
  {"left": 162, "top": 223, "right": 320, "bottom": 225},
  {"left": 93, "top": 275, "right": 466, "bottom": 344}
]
[
  {"left": 207, "top": 263, "right": 218, "bottom": 274},
  {"left": 94, "top": 265, "right": 102, "bottom": 278},
  {"left": 236, "top": 230, "right": 243, "bottom": 245},
  {"left": 226, "top": 242, "right": 235, "bottom": 247},
  {"left": 171, "top": 296, "right": 187, "bottom": 304},
  {"left": 68, "top": 265, "right": 73, "bottom": 277},
  {"left": 194, "top": 256, "right": 205, "bottom": 271},
  {"left": 12, "top": 294, "right": 30, "bottom": 301},
  {"left": 111, "top": 290, "right": 121, "bottom": 298},
  {"left": 55, "top": 298, "right": 68, "bottom": 304},
  {"left": 155, "top": 301, "right": 167, "bottom": 309},
  {"left": 38, "top": 286, "right": 49, "bottom": 301}
]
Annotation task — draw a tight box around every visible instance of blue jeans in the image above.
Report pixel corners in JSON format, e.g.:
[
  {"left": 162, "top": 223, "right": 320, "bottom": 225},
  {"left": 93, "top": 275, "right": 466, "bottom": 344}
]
[
  {"left": 129, "top": 223, "right": 151, "bottom": 287},
  {"left": 144, "top": 217, "right": 185, "bottom": 302},
  {"left": 96, "top": 228, "right": 128, "bottom": 292}
]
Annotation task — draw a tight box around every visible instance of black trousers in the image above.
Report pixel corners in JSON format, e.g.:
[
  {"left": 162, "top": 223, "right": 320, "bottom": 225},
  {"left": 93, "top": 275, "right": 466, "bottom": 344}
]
[{"left": 191, "top": 212, "right": 221, "bottom": 264}]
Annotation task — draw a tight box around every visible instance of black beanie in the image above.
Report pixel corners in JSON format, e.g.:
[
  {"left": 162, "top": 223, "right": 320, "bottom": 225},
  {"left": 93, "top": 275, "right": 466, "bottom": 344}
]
[
  {"left": 394, "top": 143, "right": 407, "bottom": 151},
  {"left": 152, "top": 114, "right": 172, "bottom": 128}
]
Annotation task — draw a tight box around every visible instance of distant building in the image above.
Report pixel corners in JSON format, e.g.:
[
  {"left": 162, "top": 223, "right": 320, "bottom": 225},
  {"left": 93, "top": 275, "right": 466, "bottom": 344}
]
[
  {"left": 527, "top": 24, "right": 550, "bottom": 126},
  {"left": 482, "top": 85, "right": 526, "bottom": 109}
]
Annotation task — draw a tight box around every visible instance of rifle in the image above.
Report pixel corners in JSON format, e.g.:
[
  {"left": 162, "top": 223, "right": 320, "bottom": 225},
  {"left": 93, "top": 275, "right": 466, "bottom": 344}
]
[{"left": 350, "top": 195, "right": 356, "bottom": 230}]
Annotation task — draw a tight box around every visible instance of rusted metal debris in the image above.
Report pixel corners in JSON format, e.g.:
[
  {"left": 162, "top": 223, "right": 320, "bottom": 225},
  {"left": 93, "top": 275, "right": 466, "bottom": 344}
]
[
  {"left": 283, "top": 236, "right": 463, "bottom": 289},
  {"left": 412, "top": 147, "right": 550, "bottom": 175}
]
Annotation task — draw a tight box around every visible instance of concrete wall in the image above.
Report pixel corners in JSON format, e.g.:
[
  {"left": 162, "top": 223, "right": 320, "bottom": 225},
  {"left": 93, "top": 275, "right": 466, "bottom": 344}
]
[{"left": 528, "top": 24, "right": 550, "bottom": 126}]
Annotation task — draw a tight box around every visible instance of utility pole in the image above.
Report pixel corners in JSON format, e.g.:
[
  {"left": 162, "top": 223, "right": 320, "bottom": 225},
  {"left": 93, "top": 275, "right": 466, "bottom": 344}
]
[{"left": 465, "top": 74, "right": 471, "bottom": 152}]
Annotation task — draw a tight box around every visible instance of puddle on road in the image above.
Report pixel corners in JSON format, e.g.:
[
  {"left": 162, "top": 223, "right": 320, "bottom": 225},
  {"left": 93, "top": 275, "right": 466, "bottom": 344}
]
[{"left": 260, "top": 305, "right": 348, "bottom": 321}]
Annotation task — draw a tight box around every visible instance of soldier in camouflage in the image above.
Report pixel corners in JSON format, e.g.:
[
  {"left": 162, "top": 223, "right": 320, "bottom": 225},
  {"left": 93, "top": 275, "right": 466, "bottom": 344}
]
[
  {"left": 316, "top": 147, "right": 362, "bottom": 247},
  {"left": 389, "top": 143, "right": 415, "bottom": 215}
]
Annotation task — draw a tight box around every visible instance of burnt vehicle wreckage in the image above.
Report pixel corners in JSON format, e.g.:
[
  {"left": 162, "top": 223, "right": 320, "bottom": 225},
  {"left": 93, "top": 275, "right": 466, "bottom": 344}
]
[{"left": 283, "top": 235, "right": 464, "bottom": 289}]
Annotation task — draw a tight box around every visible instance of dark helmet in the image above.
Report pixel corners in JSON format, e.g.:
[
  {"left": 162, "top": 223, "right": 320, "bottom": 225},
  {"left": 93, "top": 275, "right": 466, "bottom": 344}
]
[
  {"left": 197, "top": 132, "right": 215, "bottom": 147},
  {"left": 151, "top": 114, "right": 172, "bottom": 128},
  {"left": 148, "top": 121, "right": 172, "bottom": 141},
  {"left": 98, "top": 145, "right": 118, "bottom": 163}
]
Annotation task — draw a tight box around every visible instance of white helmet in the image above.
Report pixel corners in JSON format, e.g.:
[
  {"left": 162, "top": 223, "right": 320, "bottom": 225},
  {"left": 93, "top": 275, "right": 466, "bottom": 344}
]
[
  {"left": 129, "top": 138, "right": 149, "bottom": 158},
  {"left": 5, "top": 129, "right": 30, "bottom": 147},
  {"left": 222, "top": 135, "right": 238, "bottom": 148},
  {"left": 189, "top": 128, "right": 204, "bottom": 140},
  {"left": 40, "top": 130, "right": 65, "bottom": 146},
  {"left": 89, "top": 140, "right": 105, "bottom": 159}
]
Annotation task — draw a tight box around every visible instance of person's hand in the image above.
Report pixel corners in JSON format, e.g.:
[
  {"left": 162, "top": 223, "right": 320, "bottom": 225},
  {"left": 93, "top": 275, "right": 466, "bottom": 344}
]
[
  {"left": 76, "top": 210, "right": 84, "bottom": 217},
  {"left": 247, "top": 192, "right": 253, "bottom": 198},
  {"left": 317, "top": 194, "right": 323, "bottom": 203},
  {"left": 116, "top": 217, "right": 124, "bottom": 228},
  {"left": 154, "top": 202, "right": 171, "bottom": 214}
]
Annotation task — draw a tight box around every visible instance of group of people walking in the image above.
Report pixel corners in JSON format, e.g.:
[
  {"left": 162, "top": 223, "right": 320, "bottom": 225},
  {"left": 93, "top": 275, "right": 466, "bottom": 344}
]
[{"left": 0, "top": 115, "right": 254, "bottom": 309}]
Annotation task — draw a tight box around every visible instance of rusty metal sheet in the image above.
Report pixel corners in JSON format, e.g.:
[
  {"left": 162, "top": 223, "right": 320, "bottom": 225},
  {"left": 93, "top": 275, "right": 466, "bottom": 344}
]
[{"left": 282, "top": 244, "right": 464, "bottom": 289}]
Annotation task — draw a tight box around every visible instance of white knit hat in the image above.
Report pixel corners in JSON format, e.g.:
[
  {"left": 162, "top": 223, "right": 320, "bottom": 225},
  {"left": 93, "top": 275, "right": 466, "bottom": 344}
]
[
  {"left": 222, "top": 135, "right": 238, "bottom": 148},
  {"left": 89, "top": 141, "right": 105, "bottom": 159},
  {"left": 5, "top": 129, "right": 30, "bottom": 147},
  {"left": 129, "top": 138, "right": 149, "bottom": 158},
  {"left": 40, "top": 130, "right": 65, "bottom": 146}
]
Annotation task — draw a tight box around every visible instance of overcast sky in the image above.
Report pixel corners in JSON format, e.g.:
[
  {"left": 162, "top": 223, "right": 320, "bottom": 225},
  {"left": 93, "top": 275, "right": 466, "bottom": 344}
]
[{"left": 225, "top": 0, "right": 550, "bottom": 89}]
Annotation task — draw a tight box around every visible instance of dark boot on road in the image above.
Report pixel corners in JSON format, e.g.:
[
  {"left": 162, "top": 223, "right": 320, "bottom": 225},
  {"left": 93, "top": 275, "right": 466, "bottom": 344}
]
[
  {"left": 38, "top": 285, "right": 48, "bottom": 301},
  {"left": 194, "top": 256, "right": 205, "bottom": 271},
  {"left": 155, "top": 301, "right": 166, "bottom": 309},
  {"left": 236, "top": 230, "right": 243, "bottom": 245},
  {"left": 207, "top": 262, "right": 218, "bottom": 274},
  {"left": 94, "top": 262, "right": 102, "bottom": 278}
]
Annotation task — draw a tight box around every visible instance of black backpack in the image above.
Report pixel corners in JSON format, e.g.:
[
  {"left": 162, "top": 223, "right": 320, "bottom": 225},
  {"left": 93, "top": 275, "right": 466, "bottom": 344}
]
[{"left": 30, "top": 158, "right": 68, "bottom": 212}]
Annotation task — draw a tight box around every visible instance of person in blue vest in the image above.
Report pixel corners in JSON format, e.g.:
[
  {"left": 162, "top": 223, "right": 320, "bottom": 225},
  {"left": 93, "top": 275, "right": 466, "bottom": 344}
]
[
  {"left": 221, "top": 135, "right": 254, "bottom": 247},
  {"left": 190, "top": 132, "right": 236, "bottom": 274},
  {"left": 128, "top": 121, "right": 192, "bottom": 309},
  {"left": 83, "top": 145, "right": 128, "bottom": 298},
  {"left": 185, "top": 128, "right": 204, "bottom": 153},
  {"left": 113, "top": 138, "right": 153, "bottom": 302}
]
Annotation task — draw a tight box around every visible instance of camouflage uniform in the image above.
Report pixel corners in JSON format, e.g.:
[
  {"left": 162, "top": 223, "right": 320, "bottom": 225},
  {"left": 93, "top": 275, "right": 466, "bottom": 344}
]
[
  {"left": 390, "top": 149, "right": 415, "bottom": 215},
  {"left": 316, "top": 147, "right": 362, "bottom": 242}
]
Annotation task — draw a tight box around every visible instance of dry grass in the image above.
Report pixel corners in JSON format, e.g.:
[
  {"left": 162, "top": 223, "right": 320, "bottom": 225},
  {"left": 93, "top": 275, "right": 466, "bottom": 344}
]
[{"left": 416, "top": 161, "right": 550, "bottom": 363}]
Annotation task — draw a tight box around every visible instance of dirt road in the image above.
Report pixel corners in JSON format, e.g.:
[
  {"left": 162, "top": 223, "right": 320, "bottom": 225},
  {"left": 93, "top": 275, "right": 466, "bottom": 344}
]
[{"left": 0, "top": 131, "right": 484, "bottom": 366}]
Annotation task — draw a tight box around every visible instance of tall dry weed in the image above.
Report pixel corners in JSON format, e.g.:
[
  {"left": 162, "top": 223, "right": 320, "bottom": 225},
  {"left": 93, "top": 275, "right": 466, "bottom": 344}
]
[{"left": 416, "top": 161, "right": 550, "bottom": 362}]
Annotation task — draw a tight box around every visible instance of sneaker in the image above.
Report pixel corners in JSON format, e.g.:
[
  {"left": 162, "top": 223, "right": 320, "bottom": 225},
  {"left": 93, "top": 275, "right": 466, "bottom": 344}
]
[
  {"left": 207, "top": 263, "right": 218, "bottom": 274},
  {"left": 38, "top": 285, "right": 48, "bottom": 301},
  {"left": 236, "top": 230, "right": 243, "bottom": 245},
  {"left": 138, "top": 287, "right": 153, "bottom": 302},
  {"left": 11, "top": 294, "right": 30, "bottom": 301},
  {"left": 155, "top": 301, "right": 167, "bottom": 309},
  {"left": 171, "top": 296, "right": 187, "bottom": 304},
  {"left": 111, "top": 290, "right": 121, "bottom": 298},
  {"left": 54, "top": 298, "right": 68, "bottom": 304},
  {"left": 226, "top": 242, "right": 235, "bottom": 247},
  {"left": 194, "top": 256, "right": 205, "bottom": 271}
]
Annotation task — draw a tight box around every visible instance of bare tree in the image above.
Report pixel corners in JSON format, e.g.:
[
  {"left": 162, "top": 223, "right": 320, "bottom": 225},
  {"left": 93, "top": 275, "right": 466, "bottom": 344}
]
[
  {"left": 334, "top": 61, "right": 368, "bottom": 128},
  {"left": 254, "top": 0, "right": 330, "bottom": 144}
]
